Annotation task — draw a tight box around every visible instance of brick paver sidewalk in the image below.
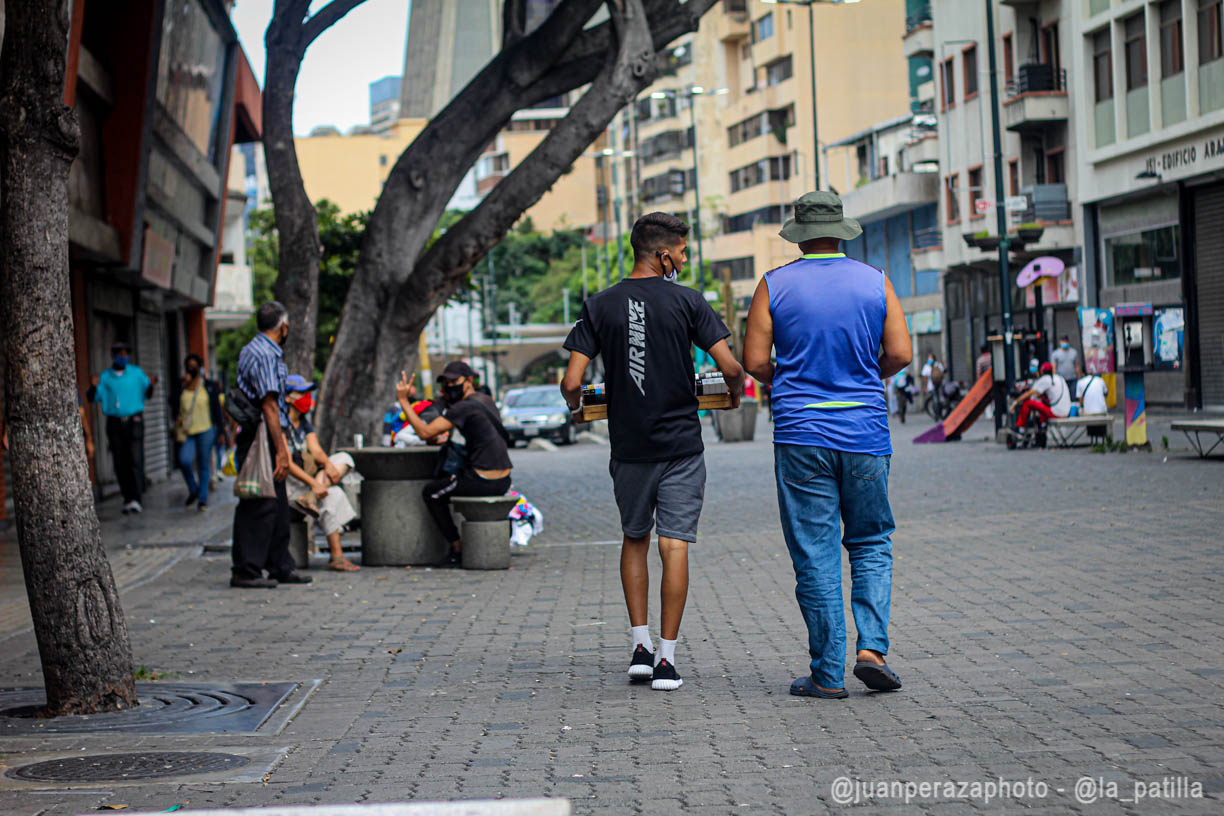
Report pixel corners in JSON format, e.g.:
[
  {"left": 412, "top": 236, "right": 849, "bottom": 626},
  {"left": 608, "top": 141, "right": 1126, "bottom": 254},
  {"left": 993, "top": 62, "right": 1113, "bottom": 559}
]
[{"left": 0, "top": 419, "right": 1221, "bottom": 814}]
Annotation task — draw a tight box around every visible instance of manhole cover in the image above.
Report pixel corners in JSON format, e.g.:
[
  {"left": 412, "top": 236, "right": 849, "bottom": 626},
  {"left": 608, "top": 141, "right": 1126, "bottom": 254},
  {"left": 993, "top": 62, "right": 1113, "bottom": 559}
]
[
  {"left": 0, "top": 682, "right": 299, "bottom": 735},
  {"left": 9, "top": 751, "right": 250, "bottom": 781}
]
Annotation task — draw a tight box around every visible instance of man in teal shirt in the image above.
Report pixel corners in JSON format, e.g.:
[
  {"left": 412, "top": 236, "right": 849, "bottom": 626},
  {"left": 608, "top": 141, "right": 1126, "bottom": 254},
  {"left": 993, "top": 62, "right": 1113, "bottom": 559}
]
[{"left": 88, "top": 341, "right": 158, "bottom": 514}]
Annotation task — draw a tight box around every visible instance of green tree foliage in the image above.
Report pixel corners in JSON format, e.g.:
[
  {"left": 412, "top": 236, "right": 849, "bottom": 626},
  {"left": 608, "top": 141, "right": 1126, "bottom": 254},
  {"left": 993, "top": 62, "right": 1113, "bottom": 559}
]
[{"left": 214, "top": 201, "right": 366, "bottom": 383}]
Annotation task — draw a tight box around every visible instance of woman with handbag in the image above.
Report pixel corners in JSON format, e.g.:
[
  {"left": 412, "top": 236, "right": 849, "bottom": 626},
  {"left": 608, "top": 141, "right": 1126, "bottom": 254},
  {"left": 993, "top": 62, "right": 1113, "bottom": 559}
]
[{"left": 174, "top": 354, "right": 222, "bottom": 510}]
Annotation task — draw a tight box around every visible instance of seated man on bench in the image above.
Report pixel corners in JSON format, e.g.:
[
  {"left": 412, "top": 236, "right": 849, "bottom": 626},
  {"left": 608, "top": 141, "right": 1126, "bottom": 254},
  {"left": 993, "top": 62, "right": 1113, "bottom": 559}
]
[
  {"left": 1076, "top": 373, "right": 1108, "bottom": 417},
  {"left": 1012, "top": 362, "right": 1071, "bottom": 431}
]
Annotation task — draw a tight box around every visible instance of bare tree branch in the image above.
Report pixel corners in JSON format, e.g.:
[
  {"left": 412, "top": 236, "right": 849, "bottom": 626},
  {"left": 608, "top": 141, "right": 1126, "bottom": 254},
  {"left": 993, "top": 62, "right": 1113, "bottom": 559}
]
[
  {"left": 303, "top": 0, "right": 368, "bottom": 46},
  {"left": 390, "top": 0, "right": 659, "bottom": 325},
  {"left": 525, "top": 0, "right": 715, "bottom": 104},
  {"left": 503, "top": 0, "right": 528, "bottom": 48}
]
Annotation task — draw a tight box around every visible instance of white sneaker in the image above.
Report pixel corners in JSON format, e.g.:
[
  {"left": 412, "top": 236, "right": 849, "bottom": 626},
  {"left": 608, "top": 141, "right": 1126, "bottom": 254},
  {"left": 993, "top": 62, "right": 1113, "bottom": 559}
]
[{"left": 128, "top": 501, "right": 143, "bottom": 514}]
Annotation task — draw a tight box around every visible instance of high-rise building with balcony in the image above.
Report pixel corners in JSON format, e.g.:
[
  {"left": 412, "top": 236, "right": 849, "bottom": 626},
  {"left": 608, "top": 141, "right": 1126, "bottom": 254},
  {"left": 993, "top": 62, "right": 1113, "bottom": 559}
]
[
  {"left": 932, "top": 0, "right": 1083, "bottom": 381},
  {"left": 1072, "top": 0, "right": 1224, "bottom": 409},
  {"left": 621, "top": 0, "right": 911, "bottom": 312},
  {"left": 369, "top": 75, "right": 402, "bottom": 134}
]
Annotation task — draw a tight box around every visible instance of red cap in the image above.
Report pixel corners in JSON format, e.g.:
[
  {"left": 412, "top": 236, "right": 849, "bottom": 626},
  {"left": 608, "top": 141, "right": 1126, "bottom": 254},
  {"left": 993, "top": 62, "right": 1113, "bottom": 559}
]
[{"left": 1040, "top": 362, "right": 1054, "bottom": 374}]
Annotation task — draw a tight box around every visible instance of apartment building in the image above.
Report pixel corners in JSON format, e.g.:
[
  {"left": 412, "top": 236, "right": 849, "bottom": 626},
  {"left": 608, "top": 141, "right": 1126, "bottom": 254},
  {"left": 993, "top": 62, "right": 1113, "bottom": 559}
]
[
  {"left": 1073, "top": 0, "right": 1224, "bottom": 408},
  {"left": 620, "top": 0, "right": 910, "bottom": 307},
  {"left": 0, "top": 0, "right": 262, "bottom": 513},
  {"left": 930, "top": 0, "right": 1085, "bottom": 380}
]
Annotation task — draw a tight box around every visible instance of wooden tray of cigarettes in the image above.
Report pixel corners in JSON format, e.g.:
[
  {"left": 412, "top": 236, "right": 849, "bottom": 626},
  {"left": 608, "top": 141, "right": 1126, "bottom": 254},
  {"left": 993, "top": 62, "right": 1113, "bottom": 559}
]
[{"left": 575, "top": 393, "right": 732, "bottom": 423}]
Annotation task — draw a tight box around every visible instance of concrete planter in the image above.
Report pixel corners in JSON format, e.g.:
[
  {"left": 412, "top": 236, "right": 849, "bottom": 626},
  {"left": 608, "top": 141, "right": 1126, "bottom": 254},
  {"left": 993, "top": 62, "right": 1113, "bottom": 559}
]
[
  {"left": 717, "top": 399, "right": 759, "bottom": 442},
  {"left": 341, "top": 448, "right": 449, "bottom": 566}
]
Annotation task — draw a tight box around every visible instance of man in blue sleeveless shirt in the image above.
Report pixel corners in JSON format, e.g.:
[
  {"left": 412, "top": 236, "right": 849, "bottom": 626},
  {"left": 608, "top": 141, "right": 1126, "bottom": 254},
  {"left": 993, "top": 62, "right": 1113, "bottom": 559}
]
[{"left": 744, "top": 192, "right": 913, "bottom": 699}]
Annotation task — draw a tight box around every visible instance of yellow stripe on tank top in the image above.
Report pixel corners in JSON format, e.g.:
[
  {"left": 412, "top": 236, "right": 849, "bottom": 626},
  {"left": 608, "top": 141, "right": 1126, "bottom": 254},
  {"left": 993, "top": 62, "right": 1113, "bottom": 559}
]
[{"left": 803, "top": 401, "right": 867, "bottom": 409}]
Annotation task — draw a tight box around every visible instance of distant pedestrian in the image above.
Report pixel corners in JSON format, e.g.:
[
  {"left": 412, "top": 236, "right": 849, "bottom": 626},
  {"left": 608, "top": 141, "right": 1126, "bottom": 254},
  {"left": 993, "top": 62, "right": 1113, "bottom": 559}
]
[
  {"left": 560, "top": 212, "right": 745, "bottom": 692},
  {"left": 230, "top": 302, "right": 312, "bottom": 588},
  {"left": 172, "top": 353, "right": 223, "bottom": 511},
  {"left": 892, "top": 369, "right": 912, "bottom": 423},
  {"left": 920, "top": 352, "right": 944, "bottom": 409},
  {"left": 87, "top": 340, "right": 158, "bottom": 514},
  {"left": 1051, "top": 335, "right": 1081, "bottom": 386},
  {"left": 975, "top": 342, "right": 993, "bottom": 381},
  {"left": 743, "top": 191, "right": 910, "bottom": 699}
]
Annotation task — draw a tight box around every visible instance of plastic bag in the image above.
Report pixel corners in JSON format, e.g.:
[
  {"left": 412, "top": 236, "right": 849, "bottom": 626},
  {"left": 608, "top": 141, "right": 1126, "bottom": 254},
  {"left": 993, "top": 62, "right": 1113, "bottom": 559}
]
[
  {"left": 234, "top": 422, "right": 276, "bottom": 499},
  {"left": 221, "top": 449, "right": 237, "bottom": 477}
]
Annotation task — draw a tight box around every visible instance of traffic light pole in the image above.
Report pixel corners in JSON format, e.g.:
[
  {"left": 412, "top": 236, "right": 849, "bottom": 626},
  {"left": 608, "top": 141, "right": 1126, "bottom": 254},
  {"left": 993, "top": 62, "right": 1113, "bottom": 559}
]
[{"left": 984, "top": 0, "right": 1016, "bottom": 395}]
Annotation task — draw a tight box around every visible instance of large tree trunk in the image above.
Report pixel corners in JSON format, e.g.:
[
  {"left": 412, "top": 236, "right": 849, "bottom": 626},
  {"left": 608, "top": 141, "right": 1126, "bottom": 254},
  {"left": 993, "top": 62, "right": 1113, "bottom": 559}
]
[
  {"left": 265, "top": 0, "right": 323, "bottom": 378},
  {"left": 314, "top": 0, "right": 714, "bottom": 450},
  {"left": 0, "top": 0, "right": 137, "bottom": 715}
]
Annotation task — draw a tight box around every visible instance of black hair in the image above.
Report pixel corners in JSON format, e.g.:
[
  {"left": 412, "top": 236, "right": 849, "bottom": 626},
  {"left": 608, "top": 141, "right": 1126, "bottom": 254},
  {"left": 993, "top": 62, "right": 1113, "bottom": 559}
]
[
  {"left": 184, "top": 353, "right": 204, "bottom": 368},
  {"left": 111, "top": 341, "right": 131, "bottom": 353},
  {"left": 256, "top": 301, "right": 288, "bottom": 332},
  {"left": 980, "top": 342, "right": 990, "bottom": 354},
  {"left": 630, "top": 212, "right": 689, "bottom": 260}
]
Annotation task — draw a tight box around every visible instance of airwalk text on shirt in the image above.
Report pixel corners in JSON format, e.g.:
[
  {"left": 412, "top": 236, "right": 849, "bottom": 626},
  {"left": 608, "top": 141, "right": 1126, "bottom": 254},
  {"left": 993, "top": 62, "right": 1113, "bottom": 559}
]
[{"left": 628, "top": 298, "right": 646, "bottom": 396}]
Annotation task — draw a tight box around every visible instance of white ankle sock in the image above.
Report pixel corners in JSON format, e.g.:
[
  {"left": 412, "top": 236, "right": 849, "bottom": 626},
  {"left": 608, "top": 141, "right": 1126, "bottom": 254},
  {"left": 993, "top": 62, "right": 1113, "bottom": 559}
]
[
  {"left": 631, "top": 625, "right": 654, "bottom": 653},
  {"left": 657, "top": 638, "right": 677, "bottom": 665}
]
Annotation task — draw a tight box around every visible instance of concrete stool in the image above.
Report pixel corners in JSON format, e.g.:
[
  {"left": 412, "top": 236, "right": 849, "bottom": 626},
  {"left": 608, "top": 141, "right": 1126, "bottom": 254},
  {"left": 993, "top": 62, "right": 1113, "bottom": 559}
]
[
  {"left": 288, "top": 517, "right": 314, "bottom": 569},
  {"left": 452, "top": 495, "right": 519, "bottom": 570}
]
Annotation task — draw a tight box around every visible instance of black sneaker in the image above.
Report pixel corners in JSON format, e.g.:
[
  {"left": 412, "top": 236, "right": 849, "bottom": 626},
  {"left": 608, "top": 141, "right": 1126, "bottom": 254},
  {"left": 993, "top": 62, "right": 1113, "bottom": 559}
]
[
  {"left": 271, "top": 572, "right": 313, "bottom": 584},
  {"left": 184, "top": 491, "right": 198, "bottom": 507},
  {"left": 627, "top": 645, "right": 654, "bottom": 681},
  {"left": 439, "top": 550, "right": 461, "bottom": 568},
  {"left": 651, "top": 658, "right": 683, "bottom": 691}
]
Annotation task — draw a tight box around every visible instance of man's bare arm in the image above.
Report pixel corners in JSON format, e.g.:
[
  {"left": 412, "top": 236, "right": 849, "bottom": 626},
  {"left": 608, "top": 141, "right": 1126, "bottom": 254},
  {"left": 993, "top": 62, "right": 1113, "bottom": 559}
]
[
  {"left": 560, "top": 351, "right": 591, "bottom": 412},
  {"left": 706, "top": 339, "right": 745, "bottom": 408},
  {"left": 879, "top": 276, "right": 912, "bottom": 379},
  {"left": 743, "top": 277, "right": 774, "bottom": 384}
]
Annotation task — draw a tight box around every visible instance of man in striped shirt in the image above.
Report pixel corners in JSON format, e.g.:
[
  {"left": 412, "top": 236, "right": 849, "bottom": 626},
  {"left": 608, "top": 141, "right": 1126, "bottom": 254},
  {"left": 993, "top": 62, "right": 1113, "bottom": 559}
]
[{"left": 230, "top": 301, "right": 312, "bottom": 588}]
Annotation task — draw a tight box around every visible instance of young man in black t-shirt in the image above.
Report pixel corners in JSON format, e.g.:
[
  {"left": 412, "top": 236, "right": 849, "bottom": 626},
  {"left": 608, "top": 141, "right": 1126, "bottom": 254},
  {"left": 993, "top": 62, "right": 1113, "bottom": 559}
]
[
  {"left": 561, "top": 212, "right": 745, "bottom": 691},
  {"left": 396, "top": 361, "right": 513, "bottom": 566}
]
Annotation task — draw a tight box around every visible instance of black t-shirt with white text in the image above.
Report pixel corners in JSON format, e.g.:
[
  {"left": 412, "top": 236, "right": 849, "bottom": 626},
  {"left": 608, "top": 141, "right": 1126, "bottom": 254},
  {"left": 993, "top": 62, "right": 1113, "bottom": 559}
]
[
  {"left": 443, "top": 397, "right": 513, "bottom": 472},
  {"left": 564, "top": 276, "right": 730, "bottom": 462}
]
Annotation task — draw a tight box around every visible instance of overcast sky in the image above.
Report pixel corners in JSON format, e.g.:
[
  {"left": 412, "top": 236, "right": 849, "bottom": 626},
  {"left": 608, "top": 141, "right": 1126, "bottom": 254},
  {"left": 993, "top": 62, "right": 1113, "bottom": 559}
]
[{"left": 230, "top": 0, "right": 411, "bottom": 136}]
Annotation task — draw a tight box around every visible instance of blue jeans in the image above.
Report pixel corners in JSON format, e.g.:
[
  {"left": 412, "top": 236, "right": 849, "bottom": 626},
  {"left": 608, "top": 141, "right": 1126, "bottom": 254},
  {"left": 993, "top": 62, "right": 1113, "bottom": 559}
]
[
  {"left": 774, "top": 444, "right": 895, "bottom": 689},
  {"left": 178, "top": 427, "right": 217, "bottom": 504}
]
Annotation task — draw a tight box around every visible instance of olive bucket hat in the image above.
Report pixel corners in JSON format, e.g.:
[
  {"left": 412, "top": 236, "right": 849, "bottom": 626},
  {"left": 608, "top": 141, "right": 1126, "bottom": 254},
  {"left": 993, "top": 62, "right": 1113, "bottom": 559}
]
[{"left": 778, "top": 191, "right": 863, "bottom": 243}]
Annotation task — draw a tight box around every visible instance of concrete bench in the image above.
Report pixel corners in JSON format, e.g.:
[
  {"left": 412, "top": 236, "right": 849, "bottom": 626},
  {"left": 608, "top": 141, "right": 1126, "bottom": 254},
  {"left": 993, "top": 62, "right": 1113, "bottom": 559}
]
[
  {"left": 452, "top": 495, "right": 519, "bottom": 570},
  {"left": 1171, "top": 420, "right": 1224, "bottom": 458},
  {"left": 288, "top": 516, "right": 314, "bottom": 569},
  {"left": 1047, "top": 415, "right": 1116, "bottom": 448}
]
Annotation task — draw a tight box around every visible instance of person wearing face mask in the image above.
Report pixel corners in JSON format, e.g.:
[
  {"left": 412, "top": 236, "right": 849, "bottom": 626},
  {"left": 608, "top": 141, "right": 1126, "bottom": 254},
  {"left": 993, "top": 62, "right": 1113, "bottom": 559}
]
[
  {"left": 282, "top": 376, "right": 359, "bottom": 572},
  {"left": 172, "top": 353, "right": 223, "bottom": 511},
  {"left": 395, "top": 361, "right": 513, "bottom": 567},
  {"left": 1050, "top": 335, "right": 1081, "bottom": 388},
  {"left": 230, "top": 301, "right": 312, "bottom": 588},
  {"left": 560, "top": 212, "right": 745, "bottom": 692},
  {"left": 87, "top": 340, "right": 158, "bottom": 514}
]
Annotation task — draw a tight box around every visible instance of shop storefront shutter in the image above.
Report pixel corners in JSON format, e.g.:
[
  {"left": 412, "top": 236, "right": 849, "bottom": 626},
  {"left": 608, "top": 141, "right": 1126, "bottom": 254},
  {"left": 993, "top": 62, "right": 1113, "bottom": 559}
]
[
  {"left": 137, "top": 311, "right": 171, "bottom": 481},
  {"left": 1194, "top": 184, "right": 1224, "bottom": 407}
]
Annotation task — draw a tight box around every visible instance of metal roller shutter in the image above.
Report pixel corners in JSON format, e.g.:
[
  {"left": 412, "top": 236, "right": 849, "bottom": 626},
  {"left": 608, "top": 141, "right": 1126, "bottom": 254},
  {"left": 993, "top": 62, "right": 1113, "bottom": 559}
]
[
  {"left": 1195, "top": 185, "right": 1224, "bottom": 407},
  {"left": 949, "top": 312, "right": 968, "bottom": 382},
  {"left": 137, "top": 312, "right": 171, "bottom": 482}
]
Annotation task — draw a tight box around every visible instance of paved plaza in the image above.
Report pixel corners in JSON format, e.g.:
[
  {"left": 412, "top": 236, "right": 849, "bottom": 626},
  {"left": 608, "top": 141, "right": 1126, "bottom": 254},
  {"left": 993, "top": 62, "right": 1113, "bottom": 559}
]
[{"left": 1, "top": 414, "right": 1222, "bottom": 814}]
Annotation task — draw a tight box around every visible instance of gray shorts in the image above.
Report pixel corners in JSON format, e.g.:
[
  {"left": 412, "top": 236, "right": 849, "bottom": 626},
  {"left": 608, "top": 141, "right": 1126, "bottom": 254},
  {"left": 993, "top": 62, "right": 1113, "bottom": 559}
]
[{"left": 609, "top": 453, "right": 707, "bottom": 542}]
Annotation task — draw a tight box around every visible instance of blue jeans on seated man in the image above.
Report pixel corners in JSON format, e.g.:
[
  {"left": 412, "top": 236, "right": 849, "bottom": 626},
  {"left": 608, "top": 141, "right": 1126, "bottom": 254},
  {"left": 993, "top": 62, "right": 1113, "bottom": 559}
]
[
  {"left": 178, "top": 426, "right": 217, "bottom": 505},
  {"left": 774, "top": 444, "right": 895, "bottom": 690}
]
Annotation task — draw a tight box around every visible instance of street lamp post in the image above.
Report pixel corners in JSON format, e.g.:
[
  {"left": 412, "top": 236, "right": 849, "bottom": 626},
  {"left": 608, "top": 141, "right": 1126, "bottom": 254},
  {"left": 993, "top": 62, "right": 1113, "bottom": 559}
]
[
  {"left": 651, "top": 86, "right": 727, "bottom": 294},
  {"left": 762, "top": 0, "right": 860, "bottom": 190},
  {"left": 983, "top": 0, "right": 1016, "bottom": 396}
]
